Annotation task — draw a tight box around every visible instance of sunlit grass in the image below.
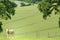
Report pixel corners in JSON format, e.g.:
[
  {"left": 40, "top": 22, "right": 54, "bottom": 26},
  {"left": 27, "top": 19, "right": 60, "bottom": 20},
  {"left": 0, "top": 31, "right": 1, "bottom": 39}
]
[{"left": 0, "top": 36, "right": 60, "bottom": 40}]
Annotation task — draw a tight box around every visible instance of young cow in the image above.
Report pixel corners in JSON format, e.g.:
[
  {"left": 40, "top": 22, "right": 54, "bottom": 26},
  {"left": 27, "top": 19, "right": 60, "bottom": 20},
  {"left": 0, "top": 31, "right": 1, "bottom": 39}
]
[{"left": 6, "top": 29, "right": 14, "bottom": 38}]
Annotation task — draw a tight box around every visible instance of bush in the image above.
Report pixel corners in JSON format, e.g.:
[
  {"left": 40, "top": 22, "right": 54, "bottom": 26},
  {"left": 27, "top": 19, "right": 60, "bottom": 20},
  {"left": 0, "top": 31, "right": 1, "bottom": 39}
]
[
  {"left": 11, "top": 2, "right": 17, "bottom": 8},
  {"left": 20, "top": 2, "right": 31, "bottom": 7},
  {"left": 20, "top": 3, "right": 26, "bottom": 7}
]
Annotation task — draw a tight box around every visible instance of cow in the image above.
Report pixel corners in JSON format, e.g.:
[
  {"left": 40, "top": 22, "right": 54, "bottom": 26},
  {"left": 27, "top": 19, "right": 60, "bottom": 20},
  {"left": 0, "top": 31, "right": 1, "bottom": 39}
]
[{"left": 6, "top": 29, "right": 15, "bottom": 38}]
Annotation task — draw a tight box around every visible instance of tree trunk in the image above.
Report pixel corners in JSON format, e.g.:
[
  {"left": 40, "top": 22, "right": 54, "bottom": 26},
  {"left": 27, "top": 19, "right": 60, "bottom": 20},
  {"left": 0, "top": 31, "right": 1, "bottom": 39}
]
[
  {"left": 0, "top": 21, "right": 3, "bottom": 33},
  {"left": 59, "top": 17, "right": 60, "bottom": 28}
]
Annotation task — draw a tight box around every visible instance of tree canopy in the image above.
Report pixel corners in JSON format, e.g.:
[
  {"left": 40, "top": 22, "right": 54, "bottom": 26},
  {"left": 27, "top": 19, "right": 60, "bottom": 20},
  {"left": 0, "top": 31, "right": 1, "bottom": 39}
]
[
  {"left": 0, "top": 0, "right": 17, "bottom": 32},
  {"left": 18, "top": 0, "right": 41, "bottom": 3},
  {"left": 38, "top": 0, "right": 60, "bottom": 28},
  {"left": 0, "top": 0, "right": 17, "bottom": 20}
]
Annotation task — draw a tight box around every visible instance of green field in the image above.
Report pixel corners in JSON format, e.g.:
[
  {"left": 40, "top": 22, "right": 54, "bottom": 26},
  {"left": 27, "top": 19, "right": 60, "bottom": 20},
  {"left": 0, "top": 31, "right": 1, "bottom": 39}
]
[{"left": 0, "top": 4, "right": 60, "bottom": 40}]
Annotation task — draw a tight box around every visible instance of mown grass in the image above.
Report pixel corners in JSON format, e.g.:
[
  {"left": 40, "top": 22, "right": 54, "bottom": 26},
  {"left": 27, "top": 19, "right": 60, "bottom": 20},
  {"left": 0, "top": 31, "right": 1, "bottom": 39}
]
[
  {"left": 0, "top": 4, "right": 60, "bottom": 40},
  {"left": 0, "top": 37, "right": 60, "bottom": 40}
]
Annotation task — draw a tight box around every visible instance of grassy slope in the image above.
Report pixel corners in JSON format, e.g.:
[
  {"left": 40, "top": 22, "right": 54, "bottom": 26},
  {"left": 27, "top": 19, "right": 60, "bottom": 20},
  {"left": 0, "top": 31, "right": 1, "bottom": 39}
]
[{"left": 0, "top": 4, "right": 60, "bottom": 40}]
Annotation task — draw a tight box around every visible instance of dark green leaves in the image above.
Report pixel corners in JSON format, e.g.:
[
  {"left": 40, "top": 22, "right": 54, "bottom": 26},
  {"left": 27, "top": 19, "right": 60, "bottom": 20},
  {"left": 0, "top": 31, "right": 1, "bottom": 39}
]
[
  {"left": 0, "top": 21, "right": 3, "bottom": 32},
  {"left": 0, "top": 0, "right": 17, "bottom": 20},
  {"left": 59, "top": 17, "right": 60, "bottom": 28},
  {"left": 38, "top": 0, "right": 60, "bottom": 19},
  {"left": 38, "top": 0, "right": 60, "bottom": 28},
  {"left": 38, "top": 1, "right": 52, "bottom": 19}
]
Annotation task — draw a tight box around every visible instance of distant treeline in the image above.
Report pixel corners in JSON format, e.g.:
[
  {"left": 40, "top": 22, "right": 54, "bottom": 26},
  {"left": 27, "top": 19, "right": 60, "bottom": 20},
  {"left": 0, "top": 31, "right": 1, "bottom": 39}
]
[{"left": 18, "top": 0, "right": 41, "bottom": 3}]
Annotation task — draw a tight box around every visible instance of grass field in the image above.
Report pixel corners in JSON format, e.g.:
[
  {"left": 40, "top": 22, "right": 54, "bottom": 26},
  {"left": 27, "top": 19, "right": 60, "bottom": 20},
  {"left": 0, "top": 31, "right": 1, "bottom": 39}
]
[{"left": 0, "top": 4, "right": 60, "bottom": 40}]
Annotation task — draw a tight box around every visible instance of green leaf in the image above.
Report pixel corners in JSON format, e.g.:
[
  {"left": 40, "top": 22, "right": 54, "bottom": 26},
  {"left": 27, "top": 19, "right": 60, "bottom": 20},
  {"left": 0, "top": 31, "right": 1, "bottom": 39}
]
[{"left": 7, "top": 14, "right": 11, "bottom": 19}]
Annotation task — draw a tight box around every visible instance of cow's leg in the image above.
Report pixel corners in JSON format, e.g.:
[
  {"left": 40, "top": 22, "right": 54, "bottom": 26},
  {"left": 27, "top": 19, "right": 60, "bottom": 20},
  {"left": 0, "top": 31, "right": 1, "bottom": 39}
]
[
  {"left": 11, "top": 33, "right": 15, "bottom": 40},
  {"left": 7, "top": 34, "right": 9, "bottom": 38}
]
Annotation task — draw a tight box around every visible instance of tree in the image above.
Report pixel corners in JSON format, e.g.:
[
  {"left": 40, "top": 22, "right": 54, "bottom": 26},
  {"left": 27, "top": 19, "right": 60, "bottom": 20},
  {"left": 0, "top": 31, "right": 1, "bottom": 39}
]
[
  {"left": 18, "top": 0, "right": 41, "bottom": 3},
  {"left": 0, "top": 0, "right": 17, "bottom": 32},
  {"left": 38, "top": 0, "right": 60, "bottom": 28}
]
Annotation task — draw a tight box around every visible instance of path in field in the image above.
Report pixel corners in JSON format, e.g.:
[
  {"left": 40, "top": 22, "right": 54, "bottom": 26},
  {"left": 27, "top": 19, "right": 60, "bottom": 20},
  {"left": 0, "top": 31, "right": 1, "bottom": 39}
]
[{"left": 2, "top": 5, "right": 60, "bottom": 38}]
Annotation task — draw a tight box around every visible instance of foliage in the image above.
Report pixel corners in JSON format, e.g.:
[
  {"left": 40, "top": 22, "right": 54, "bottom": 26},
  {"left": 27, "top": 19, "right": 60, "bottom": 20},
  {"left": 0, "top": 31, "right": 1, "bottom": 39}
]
[
  {"left": 38, "top": 0, "right": 60, "bottom": 28},
  {"left": 20, "top": 2, "right": 26, "bottom": 6},
  {"left": 0, "top": 0, "right": 17, "bottom": 32},
  {"left": 0, "top": 0, "right": 17, "bottom": 20},
  {"left": 20, "top": 2, "right": 31, "bottom": 7},
  {"left": 38, "top": 1, "right": 52, "bottom": 19},
  {"left": 18, "top": 0, "right": 41, "bottom": 3},
  {"left": 0, "top": 21, "right": 3, "bottom": 32}
]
